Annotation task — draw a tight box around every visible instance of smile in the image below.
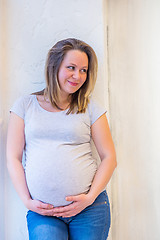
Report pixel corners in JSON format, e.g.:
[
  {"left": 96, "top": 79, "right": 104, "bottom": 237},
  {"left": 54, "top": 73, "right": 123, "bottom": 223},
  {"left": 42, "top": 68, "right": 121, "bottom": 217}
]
[{"left": 67, "top": 80, "right": 79, "bottom": 86}]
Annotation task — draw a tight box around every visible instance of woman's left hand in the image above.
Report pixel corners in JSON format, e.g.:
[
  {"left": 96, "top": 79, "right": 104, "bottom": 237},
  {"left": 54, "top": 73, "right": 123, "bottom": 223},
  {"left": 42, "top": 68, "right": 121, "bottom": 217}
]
[{"left": 52, "top": 193, "right": 94, "bottom": 218}]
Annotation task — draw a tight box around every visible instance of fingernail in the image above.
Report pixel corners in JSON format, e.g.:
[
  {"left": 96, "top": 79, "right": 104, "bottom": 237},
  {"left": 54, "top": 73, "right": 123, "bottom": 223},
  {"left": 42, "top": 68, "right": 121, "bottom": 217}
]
[{"left": 49, "top": 205, "right": 54, "bottom": 208}]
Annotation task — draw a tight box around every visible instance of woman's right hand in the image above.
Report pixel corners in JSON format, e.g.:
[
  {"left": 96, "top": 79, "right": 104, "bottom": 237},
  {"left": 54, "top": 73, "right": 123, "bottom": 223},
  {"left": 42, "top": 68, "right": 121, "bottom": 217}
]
[{"left": 25, "top": 199, "right": 54, "bottom": 216}]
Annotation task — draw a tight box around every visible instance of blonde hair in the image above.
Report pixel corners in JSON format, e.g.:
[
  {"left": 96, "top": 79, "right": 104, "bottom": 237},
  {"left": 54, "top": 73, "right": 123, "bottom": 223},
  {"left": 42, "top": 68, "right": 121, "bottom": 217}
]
[{"left": 38, "top": 38, "right": 98, "bottom": 114}]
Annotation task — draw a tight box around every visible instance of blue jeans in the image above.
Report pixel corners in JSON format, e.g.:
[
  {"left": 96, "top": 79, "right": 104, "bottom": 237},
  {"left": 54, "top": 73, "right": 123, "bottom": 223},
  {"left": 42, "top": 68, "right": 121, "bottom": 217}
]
[{"left": 26, "top": 190, "right": 111, "bottom": 240}]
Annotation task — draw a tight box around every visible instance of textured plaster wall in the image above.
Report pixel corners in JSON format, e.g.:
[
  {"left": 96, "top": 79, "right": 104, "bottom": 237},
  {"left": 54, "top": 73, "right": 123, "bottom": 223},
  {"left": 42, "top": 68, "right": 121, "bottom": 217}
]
[
  {"left": 0, "top": 1, "right": 110, "bottom": 239},
  {"left": 107, "top": 0, "right": 160, "bottom": 239}
]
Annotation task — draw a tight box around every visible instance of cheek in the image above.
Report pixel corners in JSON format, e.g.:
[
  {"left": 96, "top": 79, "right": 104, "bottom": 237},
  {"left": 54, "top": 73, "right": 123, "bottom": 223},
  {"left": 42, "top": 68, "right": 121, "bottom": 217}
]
[
  {"left": 81, "top": 75, "right": 87, "bottom": 84},
  {"left": 58, "top": 69, "right": 68, "bottom": 82},
  {"left": 78, "top": 78, "right": 87, "bottom": 89}
]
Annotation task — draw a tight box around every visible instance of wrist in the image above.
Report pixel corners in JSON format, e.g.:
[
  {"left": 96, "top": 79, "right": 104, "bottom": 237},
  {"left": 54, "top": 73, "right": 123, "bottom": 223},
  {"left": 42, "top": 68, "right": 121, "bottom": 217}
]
[
  {"left": 86, "top": 191, "right": 97, "bottom": 205},
  {"left": 23, "top": 197, "right": 32, "bottom": 209}
]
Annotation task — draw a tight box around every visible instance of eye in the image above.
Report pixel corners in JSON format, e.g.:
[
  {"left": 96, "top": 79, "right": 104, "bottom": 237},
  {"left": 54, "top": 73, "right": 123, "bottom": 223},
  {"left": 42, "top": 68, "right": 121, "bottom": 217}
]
[
  {"left": 81, "top": 69, "right": 87, "bottom": 73},
  {"left": 67, "top": 66, "right": 75, "bottom": 70}
]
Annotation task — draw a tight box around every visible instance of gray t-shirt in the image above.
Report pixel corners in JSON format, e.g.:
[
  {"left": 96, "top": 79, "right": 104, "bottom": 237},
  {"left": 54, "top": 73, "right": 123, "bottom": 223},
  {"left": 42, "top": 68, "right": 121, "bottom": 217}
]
[{"left": 10, "top": 95, "right": 107, "bottom": 206}]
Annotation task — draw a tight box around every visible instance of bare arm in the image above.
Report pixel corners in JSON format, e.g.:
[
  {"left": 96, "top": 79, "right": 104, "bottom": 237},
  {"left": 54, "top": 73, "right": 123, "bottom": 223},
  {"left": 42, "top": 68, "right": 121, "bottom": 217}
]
[
  {"left": 87, "top": 113, "right": 117, "bottom": 200},
  {"left": 6, "top": 112, "right": 54, "bottom": 215}
]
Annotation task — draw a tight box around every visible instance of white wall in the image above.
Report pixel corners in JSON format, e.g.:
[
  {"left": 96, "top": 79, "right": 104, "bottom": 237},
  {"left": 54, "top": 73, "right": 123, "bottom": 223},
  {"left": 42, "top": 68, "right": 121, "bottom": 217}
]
[
  {"left": 0, "top": 1, "right": 110, "bottom": 239},
  {"left": 0, "top": 1, "right": 6, "bottom": 239},
  {"left": 3, "top": 1, "right": 160, "bottom": 240},
  {"left": 107, "top": 0, "right": 160, "bottom": 239}
]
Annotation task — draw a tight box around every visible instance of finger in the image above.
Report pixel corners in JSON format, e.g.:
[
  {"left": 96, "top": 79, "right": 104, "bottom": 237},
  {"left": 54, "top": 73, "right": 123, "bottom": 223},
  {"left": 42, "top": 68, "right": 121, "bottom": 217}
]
[
  {"left": 52, "top": 207, "right": 68, "bottom": 214},
  {"left": 54, "top": 210, "right": 74, "bottom": 218},
  {"left": 38, "top": 202, "right": 54, "bottom": 209},
  {"left": 53, "top": 204, "right": 75, "bottom": 214},
  {"left": 38, "top": 208, "right": 55, "bottom": 216},
  {"left": 66, "top": 195, "right": 79, "bottom": 202},
  {"left": 60, "top": 209, "right": 80, "bottom": 218}
]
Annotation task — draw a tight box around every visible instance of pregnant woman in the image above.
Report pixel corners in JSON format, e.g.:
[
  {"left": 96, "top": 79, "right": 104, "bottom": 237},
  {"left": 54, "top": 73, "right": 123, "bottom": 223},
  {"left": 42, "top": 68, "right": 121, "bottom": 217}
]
[{"left": 7, "top": 38, "right": 117, "bottom": 240}]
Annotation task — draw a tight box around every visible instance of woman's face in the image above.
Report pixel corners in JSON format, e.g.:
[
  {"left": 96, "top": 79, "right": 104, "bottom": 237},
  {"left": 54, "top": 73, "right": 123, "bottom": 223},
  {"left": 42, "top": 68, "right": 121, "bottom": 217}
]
[{"left": 58, "top": 50, "right": 88, "bottom": 99}]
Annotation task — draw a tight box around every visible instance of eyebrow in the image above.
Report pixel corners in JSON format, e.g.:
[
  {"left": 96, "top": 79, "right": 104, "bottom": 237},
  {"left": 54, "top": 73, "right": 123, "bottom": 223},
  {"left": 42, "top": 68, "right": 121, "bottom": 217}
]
[{"left": 69, "top": 63, "right": 88, "bottom": 68}]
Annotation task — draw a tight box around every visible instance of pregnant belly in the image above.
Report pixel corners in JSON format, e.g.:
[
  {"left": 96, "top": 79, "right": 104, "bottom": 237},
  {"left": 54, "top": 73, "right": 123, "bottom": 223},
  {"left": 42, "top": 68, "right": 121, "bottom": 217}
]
[{"left": 25, "top": 156, "right": 97, "bottom": 207}]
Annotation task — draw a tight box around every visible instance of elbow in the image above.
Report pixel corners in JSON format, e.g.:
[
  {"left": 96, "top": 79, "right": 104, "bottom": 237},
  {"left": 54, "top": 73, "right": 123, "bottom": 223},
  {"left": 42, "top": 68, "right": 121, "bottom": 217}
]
[
  {"left": 111, "top": 155, "right": 117, "bottom": 171},
  {"left": 6, "top": 155, "right": 13, "bottom": 173},
  {"left": 6, "top": 154, "right": 22, "bottom": 173},
  {"left": 113, "top": 151, "right": 117, "bottom": 169},
  {"left": 110, "top": 151, "right": 117, "bottom": 170},
  {"left": 103, "top": 152, "right": 117, "bottom": 169},
  {"left": 114, "top": 157, "right": 117, "bottom": 169},
  {"left": 6, "top": 150, "right": 13, "bottom": 169}
]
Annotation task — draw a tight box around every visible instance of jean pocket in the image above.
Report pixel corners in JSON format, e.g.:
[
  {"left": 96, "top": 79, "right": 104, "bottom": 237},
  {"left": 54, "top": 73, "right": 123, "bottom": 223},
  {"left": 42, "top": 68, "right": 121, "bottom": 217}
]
[
  {"left": 92, "top": 200, "right": 110, "bottom": 207},
  {"left": 91, "top": 191, "right": 110, "bottom": 207}
]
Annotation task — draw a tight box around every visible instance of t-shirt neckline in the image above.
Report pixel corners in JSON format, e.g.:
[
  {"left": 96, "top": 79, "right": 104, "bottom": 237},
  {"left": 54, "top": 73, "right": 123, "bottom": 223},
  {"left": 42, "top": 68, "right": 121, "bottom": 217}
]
[{"left": 34, "top": 95, "right": 68, "bottom": 114}]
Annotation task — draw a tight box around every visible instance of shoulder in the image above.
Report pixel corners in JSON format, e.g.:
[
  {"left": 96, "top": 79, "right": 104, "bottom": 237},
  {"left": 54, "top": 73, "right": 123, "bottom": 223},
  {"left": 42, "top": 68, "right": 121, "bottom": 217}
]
[
  {"left": 88, "top": 97, "right": 101, "bottom": 109},
  {"left": 87, "top": 96, "right": 107, "bottom": 125},
  {"left": 10, "top": 94, "right": 35, "bottom": 119},
  {"left": 13, "top": 94, "right": 34, "bottom": 107}
]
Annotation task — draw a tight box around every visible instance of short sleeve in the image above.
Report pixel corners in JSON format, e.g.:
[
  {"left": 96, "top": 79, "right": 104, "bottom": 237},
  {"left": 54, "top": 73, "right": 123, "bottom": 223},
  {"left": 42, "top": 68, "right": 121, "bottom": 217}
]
[
  {"left": 10, "top": 96, "right": 26, "bottom": 119},
  {"left": 88, "top": 98, "right": 107, "bottom": 125}
]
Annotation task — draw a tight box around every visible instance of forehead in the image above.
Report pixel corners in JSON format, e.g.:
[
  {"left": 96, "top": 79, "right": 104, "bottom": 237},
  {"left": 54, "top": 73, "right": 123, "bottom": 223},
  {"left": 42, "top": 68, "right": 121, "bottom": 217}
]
[{"left": 63, "top": 50, "right": 88, "bottom": 66}]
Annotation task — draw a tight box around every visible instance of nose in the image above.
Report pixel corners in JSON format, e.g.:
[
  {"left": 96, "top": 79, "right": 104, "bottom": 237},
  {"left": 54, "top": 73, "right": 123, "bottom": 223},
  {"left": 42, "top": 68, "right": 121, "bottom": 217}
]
[{"left": 72, "top": 70, "right": 80, "bottom": 79}]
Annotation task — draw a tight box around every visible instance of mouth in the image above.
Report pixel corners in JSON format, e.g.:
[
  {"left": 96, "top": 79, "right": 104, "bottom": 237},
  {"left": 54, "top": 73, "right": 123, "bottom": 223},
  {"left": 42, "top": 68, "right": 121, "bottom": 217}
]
[{"left": 67, "top": 80, "right": 79, "bottom": 86}]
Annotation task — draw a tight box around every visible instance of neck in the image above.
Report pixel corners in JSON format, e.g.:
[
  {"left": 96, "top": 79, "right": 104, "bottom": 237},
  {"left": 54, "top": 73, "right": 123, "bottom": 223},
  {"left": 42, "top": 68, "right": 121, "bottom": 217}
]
[
  {"left": 44, "top": 91, "right": 71, "bottom": 110},
  {"left": 58, "top": 92, "right": 71, "bottom": 108}
]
